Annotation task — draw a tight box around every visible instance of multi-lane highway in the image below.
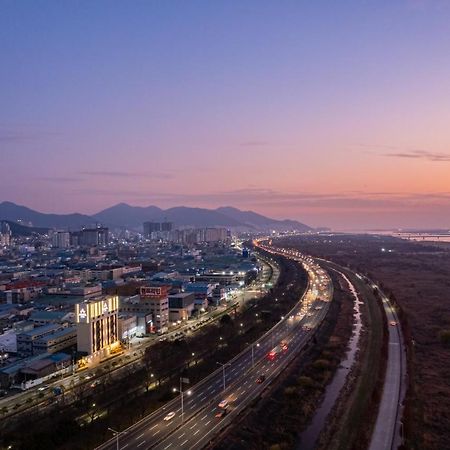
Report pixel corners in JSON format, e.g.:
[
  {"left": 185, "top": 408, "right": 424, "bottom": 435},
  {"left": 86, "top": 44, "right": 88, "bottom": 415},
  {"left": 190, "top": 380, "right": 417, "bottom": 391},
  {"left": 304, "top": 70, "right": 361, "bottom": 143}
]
[{"left": 96, "top": 245, "right": 333, "bottom": 450}]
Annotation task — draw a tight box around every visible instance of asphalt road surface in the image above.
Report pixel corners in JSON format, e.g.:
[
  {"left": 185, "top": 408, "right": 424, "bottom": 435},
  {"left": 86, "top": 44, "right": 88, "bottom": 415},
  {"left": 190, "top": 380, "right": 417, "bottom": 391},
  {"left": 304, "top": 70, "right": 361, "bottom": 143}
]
[
  {"left": 369, "top": 282, "right": 406, "bottom": 450},
  {"left": 97, "top": 248, "right": 333, "bottom": 450}
]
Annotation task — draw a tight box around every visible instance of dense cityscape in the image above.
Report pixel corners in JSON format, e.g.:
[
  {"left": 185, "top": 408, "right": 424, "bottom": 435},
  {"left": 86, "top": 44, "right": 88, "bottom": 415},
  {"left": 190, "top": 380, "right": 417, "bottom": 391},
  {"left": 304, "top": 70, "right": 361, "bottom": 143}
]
[{"left": 2, "top": 1, "right": 450, "bottom": 449}]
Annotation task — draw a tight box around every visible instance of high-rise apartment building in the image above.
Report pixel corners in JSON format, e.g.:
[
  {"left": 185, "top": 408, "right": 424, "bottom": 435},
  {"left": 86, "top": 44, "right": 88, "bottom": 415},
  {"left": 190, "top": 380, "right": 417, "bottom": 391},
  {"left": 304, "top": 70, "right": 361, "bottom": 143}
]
[
  {"left": 52, "top": 231, "right": 71, "bottom": 248},
  {"left": 161, "top": 221, "right": 173, "bottom": 232},
  {"left": 0, "top": 221, "right": 12, "bottom": 246},
  {"left": 77, "top": 227, "right": 109, "bottom": 246},
  {"left": 143, "top": 222, "right": 161, "bottom": 237}
]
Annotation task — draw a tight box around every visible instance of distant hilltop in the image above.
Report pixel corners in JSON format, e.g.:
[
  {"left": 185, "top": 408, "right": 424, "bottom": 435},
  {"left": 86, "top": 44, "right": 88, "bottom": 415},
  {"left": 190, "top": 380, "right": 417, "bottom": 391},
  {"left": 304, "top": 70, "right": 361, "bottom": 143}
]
[{"left": 0, "top": 201, "right": 313, "bottom": 232}]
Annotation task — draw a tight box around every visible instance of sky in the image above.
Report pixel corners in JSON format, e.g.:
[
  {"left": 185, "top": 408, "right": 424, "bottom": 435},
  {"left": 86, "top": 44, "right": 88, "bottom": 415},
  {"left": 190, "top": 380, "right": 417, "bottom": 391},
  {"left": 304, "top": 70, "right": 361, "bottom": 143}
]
[{"left": 1, "top": 0, "right": 450, "bottom": 230}]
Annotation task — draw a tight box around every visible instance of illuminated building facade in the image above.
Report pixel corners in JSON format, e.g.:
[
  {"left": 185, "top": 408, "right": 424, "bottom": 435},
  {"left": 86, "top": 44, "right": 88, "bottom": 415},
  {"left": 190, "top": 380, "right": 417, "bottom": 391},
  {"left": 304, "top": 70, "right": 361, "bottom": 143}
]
[{"left": 75, "top": 296, "right": 119, "bottom": 356}]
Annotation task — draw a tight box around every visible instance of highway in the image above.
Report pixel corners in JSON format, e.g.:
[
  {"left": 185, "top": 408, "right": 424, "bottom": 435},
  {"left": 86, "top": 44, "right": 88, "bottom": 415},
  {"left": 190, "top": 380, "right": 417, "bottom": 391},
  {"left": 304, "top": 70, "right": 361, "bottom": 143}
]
[
  {"left": 369, "top": 281, "right": 406, "bottom": 450},
  {"left": 96, "top": 245, "right": 333, "bottom": 450}
]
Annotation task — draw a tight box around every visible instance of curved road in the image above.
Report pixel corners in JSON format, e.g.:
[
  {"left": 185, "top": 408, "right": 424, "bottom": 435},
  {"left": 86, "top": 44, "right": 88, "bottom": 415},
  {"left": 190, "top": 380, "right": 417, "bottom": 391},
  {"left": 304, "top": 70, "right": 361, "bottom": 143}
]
[{"left": 96, "top": 246, "right": 333, "bottom": 450}]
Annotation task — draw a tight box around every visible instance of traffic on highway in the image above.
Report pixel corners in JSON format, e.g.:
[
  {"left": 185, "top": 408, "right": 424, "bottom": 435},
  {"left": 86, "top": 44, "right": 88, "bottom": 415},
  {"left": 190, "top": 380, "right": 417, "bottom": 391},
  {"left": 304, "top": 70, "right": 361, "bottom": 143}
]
[{"left": 96, "top": 241, "right": 333, "bottom": 450}]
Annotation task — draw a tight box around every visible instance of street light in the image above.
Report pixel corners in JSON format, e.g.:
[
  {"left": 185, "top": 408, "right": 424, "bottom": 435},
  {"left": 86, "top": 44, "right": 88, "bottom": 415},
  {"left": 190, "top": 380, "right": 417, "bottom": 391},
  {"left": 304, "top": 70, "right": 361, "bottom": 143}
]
[
  {"left": 174, "top": 377, "right": 191, "bottom": 423},
  {"left": 251, "top": 342, "right": 260, "bottom": 367},
  {"left": 108, "top": 427, "right": 127, "bottom": 450},
  {"left": 216, "top": 362, "right": 231, "bottom": 391}
]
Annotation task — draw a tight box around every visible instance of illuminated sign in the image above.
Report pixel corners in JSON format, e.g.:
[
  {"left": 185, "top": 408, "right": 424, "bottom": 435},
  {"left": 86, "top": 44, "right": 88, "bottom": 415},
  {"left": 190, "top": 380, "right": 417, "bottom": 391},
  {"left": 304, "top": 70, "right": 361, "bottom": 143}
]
[
  {"left": 103, "top": 301, "right": 109, "bottom": 313},
  {"left": 79, "top": 308, "right": 87, "bottom": 320}
]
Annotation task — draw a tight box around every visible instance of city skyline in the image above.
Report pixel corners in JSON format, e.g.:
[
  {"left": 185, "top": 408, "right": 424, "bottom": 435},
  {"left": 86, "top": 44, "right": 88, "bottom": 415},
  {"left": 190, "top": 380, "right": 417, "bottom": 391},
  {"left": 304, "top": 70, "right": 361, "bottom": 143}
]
[{"left": 2, "top": 1, "right": 450, "bottom": 229}]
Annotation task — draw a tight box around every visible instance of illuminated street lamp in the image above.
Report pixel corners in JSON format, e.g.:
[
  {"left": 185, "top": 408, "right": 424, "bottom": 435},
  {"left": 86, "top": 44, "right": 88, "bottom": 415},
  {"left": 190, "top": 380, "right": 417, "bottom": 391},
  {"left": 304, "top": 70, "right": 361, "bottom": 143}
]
[
  {"left": 173, "top": 377, "right": 191, "bottom": 423},
  {"left": 251, "top": 342, "right": 260, "bottom": 367}
]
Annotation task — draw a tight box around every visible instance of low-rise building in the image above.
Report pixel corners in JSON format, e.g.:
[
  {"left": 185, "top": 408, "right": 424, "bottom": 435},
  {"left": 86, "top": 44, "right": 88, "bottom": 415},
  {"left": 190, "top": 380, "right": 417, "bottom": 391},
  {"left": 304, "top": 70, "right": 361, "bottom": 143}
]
[
  {"left": 168, "top": 292, "right": 195, "bottom": 323},
  {"left": 17, "top": 323, "right": 76, "bottom": 357},
  {"left": 118, "top": 314, "right": 137, "bottom": 340}
]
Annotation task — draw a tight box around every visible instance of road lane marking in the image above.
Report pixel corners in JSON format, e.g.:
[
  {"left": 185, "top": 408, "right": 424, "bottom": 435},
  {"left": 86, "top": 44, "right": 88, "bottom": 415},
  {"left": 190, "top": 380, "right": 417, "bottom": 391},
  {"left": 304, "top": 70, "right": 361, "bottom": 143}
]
[
  {"left": 194, "top": 429, "right": 200, "bottom": 435},
  {"left": 201, "top": 414, "right": 208, "bottom": 420},
  {"left": 205, "top": 420, "right": 211, "bottom": 425},
  {"left": 137, "top": 441, "right": 146, "bottom": 447},
  {"left": 189, "top": 423, "right": 196, "bottom": 430},
  {"left": 136, "top": 433, "right": 144, "bottom": 440},
  {"left": 150, "top": 424, "right": 158, "bottom": 430},
  {"left": 179, "top": 433, "right": 185, "bottom": 439},
  {"left": 181, "top": 439, "right": 189, "bottom": 446},
  {"left": 164, "top": 443, "right": 172, "bottom": 449}
]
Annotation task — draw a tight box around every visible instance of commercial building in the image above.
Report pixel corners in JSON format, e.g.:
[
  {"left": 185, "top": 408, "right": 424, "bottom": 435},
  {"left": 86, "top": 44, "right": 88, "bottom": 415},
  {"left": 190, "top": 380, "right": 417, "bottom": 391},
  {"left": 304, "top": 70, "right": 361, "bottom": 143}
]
[
  {"left": 118, "top": 314, "right": 137, "bottom": 340},
  {"left": 120, "top": 286, "right": 169, "bottom": 332},
  {"left": 139, "top": 286, "right": 169, "bottom": 332},
  {"left": 0, "top": 352, "right": 71, "bottom": 388},
  {"left": 75, "top": 296, "right": 119, "bottom": 356},
  {"left": 32, "top": 327, "right": 77, "bottom": 355},
  {"left": 17, "top": 323, "right": 76, "bottom": 357},
  {"left": 168, "top": 292, "right": 195, "bottom": 322},
  {"left": 184, "top": 282, "right": 214, "bottom": 309}
]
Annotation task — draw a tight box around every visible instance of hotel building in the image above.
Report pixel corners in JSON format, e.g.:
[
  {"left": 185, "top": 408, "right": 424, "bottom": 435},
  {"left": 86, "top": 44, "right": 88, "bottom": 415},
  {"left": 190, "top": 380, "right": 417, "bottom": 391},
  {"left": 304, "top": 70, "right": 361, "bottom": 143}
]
[{"left": 75, "top": 296, "right": 119, "bottom": 356}]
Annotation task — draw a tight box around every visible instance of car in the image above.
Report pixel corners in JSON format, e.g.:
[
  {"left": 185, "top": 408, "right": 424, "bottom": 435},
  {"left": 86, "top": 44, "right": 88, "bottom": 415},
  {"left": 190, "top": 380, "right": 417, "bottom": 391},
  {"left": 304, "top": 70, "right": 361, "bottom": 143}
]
[
  {"left": 38, "top": 384, "right": 49, "bottom": 391},
  {"left": 90, "top": 380, "right": 100, "bottom": 388},
  {"left": 218, "top": 399, "right": 229, "bottom": 409},
  {"left": 256, "top": 375, "right": 266, "bottom": 384},
  {"left": 164, "top": 411, "right": 176, "bottom": 421},
  {"left": 215, "top": 409, "right": 227, "bottom": 419},
  {"left": 390, "top": 321, "right": 397, "bottom": 326}
]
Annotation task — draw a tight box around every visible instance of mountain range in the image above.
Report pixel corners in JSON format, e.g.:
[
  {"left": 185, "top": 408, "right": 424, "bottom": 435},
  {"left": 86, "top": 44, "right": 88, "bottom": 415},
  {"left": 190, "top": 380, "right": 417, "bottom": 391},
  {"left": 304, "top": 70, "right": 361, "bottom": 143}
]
[{"left": 0, "top": 201, "right": 312, "bottom": 232}]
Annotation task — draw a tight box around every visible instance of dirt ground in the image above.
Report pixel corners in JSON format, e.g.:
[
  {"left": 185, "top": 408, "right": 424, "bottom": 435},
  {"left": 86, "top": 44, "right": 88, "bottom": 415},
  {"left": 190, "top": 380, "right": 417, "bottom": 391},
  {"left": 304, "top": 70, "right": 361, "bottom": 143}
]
[{"left": 277, "top": 234, "right": 450, "bottom": 450}]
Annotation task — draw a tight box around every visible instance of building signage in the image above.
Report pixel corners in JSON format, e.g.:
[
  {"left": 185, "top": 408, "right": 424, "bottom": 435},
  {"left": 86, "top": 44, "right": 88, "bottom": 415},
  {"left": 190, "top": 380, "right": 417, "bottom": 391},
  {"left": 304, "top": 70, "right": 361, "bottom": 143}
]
[{"left": 79, "top": 308, "right": 87, "bottom": 320}]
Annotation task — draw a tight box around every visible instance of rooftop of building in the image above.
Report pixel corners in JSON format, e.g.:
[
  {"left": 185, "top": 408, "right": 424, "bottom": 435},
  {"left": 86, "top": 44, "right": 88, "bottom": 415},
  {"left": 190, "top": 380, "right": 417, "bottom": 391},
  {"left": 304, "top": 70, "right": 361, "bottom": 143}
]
[
  {"left": 17, "top": 323, "right": 64, "bottom": 338},
  {"left": 34, "top": 326, "right": 76, "bottom": 343},
  {"left": 29, "top": 310, "right": 68, "bottom": 322}
]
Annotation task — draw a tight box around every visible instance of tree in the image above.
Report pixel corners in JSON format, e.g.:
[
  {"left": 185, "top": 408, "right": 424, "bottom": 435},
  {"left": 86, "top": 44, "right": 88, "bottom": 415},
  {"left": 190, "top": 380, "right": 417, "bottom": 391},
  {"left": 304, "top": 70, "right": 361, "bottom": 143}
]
[{"left": 438, "top": 329, "right": 450, "bottom": 347}]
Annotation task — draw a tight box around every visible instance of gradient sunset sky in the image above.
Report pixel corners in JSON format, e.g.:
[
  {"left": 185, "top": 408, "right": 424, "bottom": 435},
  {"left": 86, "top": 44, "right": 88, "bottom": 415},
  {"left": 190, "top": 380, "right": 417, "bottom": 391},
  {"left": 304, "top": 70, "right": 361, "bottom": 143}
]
[{"left": 1, "top": 0, "right": 450, "bottom": 230}]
